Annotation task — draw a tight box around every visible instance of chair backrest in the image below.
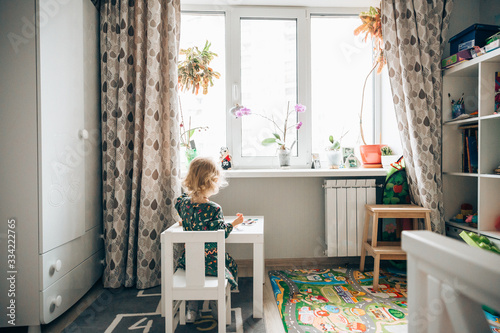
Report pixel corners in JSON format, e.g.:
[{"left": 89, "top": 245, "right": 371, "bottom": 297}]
[{"left": 162, "top": 228, "right": 225, "bottom": 288}]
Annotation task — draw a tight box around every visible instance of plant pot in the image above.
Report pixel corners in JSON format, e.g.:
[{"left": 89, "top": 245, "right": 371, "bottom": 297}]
[
  {"left": 359, "top": 144, "right": 385, "bottom": 165},
  {"left": 278, "top": 149, "right": 291, "bottom": 168},
  {"left": 326, "top": 150, "right": 342, "bottom": 169},
  {"left": 185, "top": 148, "right": 198, "bottom": 164},
  {"left": 381, "top": 155, "right": 399, "bottom": 168}
]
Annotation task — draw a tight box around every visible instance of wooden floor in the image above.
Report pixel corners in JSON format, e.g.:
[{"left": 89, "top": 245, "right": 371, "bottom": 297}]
[{"left": 35, "top": 257, "right": 369, "bottom": 333}]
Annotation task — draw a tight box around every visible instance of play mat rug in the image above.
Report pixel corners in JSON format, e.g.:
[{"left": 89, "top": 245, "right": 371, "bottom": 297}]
[{"left": 269, "top": 268, "right": 500, "bottom": 333}]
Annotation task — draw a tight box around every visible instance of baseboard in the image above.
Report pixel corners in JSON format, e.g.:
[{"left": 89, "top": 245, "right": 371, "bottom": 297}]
[{"left": 235, "top": 256, "right": 373, "bottom": 277}]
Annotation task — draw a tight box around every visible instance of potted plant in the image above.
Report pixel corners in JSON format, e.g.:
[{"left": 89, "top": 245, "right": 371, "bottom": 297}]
[
  {"left": 380, "top": 146, "right": 398, "bottom": 168},
  {"left": 232, "top": 102, "right": 306, "bottom": 168},
  {"left": 326, "top": 132, "right": 348, "bottom": 169},
  {"left": 354, "top": 5, "right": 386, "bottom": 166},
  {"left": 177, "top": 41, "right": 220, "bottom": 163}
]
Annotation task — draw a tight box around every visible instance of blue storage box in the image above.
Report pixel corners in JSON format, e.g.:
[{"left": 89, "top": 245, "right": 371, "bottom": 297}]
[{"left": 449, "top": 24, "right": 500, "bottom": 54}]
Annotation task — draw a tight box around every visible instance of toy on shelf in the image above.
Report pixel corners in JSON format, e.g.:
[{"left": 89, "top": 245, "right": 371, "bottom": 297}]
[
  {"left": 461, "top": 203, "right": 473, "bottom": 216},
  {"left": 220, "top": 146, "right": 232, "bottom": 170},
  {"left": 495, "top": 216, "right": 500, "bottom": 231},
  {"left": 459, "top": 231, "right": 500, "bottom": 255},
  {"left": 451, "top": 203, "right": 477, "bottom": 227}
]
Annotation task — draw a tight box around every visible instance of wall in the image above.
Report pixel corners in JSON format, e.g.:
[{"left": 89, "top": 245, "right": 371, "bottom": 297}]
[
  {"left": 214, "top": 175, "right": 384, "bottom": 260},
  {"left": 214, "top": 177, "right": 326, "bottom": 260},
  {"left": 480, "top": 0, "right": 500, "bottom": 26}
]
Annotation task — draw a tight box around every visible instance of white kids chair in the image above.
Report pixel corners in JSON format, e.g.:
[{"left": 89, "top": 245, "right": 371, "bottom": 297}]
[{"left": 161, "top": 228, "right": 231, "bottom": 333}]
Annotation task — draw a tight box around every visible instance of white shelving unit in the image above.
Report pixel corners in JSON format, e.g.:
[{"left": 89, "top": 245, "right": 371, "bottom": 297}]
[{"left": 442, "top": 47, "right": 500, "bottom": 240}]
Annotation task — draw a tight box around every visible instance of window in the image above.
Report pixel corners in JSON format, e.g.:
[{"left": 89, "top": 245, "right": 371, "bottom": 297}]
[
  {"left": 179, "top": 12, "right": 226, "bottom": 163},
  {"left": 180, "top": 6, "right": 378, "bottom": 168},
  {"left": 311, "top": 15, "right": 375, "bottom": 155},
  {"left": 240, "top": 18, "right": 298, "bottom": 158}
]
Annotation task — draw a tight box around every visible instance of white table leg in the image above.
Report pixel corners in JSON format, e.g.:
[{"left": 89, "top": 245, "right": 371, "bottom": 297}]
[{"left": 253, "top": 242, "right": 264, "bottom": 318}]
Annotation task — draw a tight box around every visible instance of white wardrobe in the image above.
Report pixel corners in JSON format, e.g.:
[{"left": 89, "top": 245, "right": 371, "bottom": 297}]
[{"left": 0, "top": 0, "right": 103, "bottom": 329}]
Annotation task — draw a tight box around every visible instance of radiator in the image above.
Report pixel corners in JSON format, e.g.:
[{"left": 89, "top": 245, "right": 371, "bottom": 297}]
[{"left": 324, "top": 179, "right": 377, "bottom": 257}]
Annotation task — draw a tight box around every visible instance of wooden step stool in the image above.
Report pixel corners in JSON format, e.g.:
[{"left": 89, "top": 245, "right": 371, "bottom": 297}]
[{"left": 359, "top": 204, "right": 432, "bottom": 291}]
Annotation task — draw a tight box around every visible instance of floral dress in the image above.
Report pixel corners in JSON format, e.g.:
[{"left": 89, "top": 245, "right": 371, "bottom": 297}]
[{"left": 175, "top": 193, "right": 238, "bottom": 289}]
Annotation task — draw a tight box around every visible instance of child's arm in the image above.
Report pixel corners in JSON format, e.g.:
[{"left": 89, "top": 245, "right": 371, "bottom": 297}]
[{"left": 231, "top": 213, "right": 244, "bottom": 227}]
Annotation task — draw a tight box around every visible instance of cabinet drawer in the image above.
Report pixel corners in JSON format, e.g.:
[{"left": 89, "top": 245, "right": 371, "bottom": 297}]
[
  {"left": 39, "top": 225, "right": 103, "bottom": 290},
  {"left": 40, "top": 249, "right": 103, "bottom": 324}
]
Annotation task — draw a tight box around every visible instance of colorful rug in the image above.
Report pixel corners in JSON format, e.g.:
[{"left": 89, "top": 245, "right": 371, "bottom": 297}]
[{"left": 269, "top": 267, "right": 500, "bottom": 333}]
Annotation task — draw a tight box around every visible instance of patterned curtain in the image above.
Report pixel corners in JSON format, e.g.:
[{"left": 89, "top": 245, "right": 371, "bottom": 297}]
[
  {"left": 381, "top": 0, "right": 453, "bottom": 233},
  {"left": 100, "top": 0, "right": 181, "bottom": 289}
]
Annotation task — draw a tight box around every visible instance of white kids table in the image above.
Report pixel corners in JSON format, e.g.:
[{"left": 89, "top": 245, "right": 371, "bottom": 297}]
[{"left": 165, "top": 216, "right": 265, "bottom": 318}]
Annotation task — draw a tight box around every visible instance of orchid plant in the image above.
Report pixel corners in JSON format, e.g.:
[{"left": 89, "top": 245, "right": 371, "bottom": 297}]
[{"left": 232, "top": 102, "right": 306, "bottom": 151}]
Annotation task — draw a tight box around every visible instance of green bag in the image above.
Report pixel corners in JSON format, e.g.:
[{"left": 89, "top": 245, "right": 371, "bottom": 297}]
[
  {"left": 382, "top": 156, "right": 411, "bottom": 205},
  {"left": 380, "top": 156, "right": 411, "bottom": 242}
]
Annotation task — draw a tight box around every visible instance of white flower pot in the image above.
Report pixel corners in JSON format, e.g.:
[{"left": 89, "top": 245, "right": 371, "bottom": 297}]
[
  {"left": 326, "top": 150, "right": 342, "bottom": 168},
  {"left": 278, "top": 149, "right": 291, "bottom": 168},
  {"left": 381, "top": 155, "right": 399, "bottom": 168}
]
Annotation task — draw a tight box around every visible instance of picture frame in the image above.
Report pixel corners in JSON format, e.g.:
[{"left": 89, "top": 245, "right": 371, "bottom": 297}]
[
  {"left": 346, "top": 153, "right": 360, "bottom": 168},
  {"left": 342, "top": 147, "right": 354, "bottom": 165},
  {"left": 311, "top": 153, "right": 321, "bottom": 169}
]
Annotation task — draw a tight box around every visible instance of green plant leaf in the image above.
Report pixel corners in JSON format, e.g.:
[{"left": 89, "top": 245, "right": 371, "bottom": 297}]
[
  {"left": 262, "top": 138, "right": 277, "bottom": 146},
  {"left": 329, "top": 135, "right": 334, "bottom": 144},
  {"left": 273, "top": 133, "right": 281, "bottom": 140},
  {"left": 187, "top": 129, "right": 195, "bottom": 140}
]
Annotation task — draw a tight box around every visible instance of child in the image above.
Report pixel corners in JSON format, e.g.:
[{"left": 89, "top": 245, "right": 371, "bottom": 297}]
[{"left": 175, "top": 156, "right": 244, "bottom": 323}]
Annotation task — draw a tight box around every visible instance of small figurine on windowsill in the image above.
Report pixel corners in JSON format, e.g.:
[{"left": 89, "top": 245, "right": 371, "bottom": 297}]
[{"left": 220, "top": 146, "right": 232, "bottom": 170}]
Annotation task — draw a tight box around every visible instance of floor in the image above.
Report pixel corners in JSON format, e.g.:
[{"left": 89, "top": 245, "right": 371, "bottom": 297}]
[{"left": 6, "top": 257, "right": 371, "bottom": 333}]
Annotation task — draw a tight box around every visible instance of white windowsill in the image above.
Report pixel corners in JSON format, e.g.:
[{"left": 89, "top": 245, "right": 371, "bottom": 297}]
[{"left": 224, "top": 168, "right": 387, "bottom": 178}]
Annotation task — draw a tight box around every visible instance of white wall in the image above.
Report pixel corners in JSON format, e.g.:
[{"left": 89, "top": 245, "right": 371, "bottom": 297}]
[
  {"left": 214, "top": 175, "right": 385, "bottom": 260},
  {"left": 480, "top": 0, "right": 500, "bottom": 26}
]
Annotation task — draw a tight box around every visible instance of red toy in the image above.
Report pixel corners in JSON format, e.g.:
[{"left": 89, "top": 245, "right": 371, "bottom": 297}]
[{"left": 495, "top": 216, "right": 500, "bottom": 231}]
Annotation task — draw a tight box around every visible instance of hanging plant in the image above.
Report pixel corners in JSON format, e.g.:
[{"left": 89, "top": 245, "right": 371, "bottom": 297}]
[
  {"left": 178, "top": 40, "right": 221, "bottom": 95},
  {"left": 177, "top": 40, "right": 220, "bottom": 158},
  {"left": 354, "top": 5, "right": 386, "bottom": 145}
]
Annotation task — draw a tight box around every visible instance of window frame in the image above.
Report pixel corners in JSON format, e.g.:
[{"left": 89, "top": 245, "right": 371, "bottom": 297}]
[{"left": 180, "top": 5, "right": 380, "bottom": 168}]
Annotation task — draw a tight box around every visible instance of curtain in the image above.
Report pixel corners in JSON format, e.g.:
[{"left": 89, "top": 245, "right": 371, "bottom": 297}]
[
  {"left": 381, "top": 0, "right": 453, "bottom": 233},
  {"left": 100, "top": 0, "right": 181, "bottom": 289}
]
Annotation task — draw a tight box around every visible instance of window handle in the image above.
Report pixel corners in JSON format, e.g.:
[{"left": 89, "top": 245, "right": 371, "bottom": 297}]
[{"left": 232, "top": 83, "right": 239, "bottom": 102}]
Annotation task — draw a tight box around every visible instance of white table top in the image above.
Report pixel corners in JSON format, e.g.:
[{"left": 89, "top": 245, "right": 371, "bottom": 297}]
[{"left": 167, "top": 216, "right": 264, "bottom": 244}]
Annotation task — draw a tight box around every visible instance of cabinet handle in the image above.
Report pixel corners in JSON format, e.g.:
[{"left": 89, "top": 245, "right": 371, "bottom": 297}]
[
  {"left": 49, "top": 260, "right": 62, "bottom": 275},
  {"left": 50, "top": 295, "right": 62, "bottom": 308},
  {"left": 79, "top": 129, "right": 89, "bottom": 140}
]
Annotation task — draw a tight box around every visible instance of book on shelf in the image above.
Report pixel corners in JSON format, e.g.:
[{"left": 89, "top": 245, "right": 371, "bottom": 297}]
[
  {"left": 459, "top": 124, "right": 478, "bottom": 173},
  {"left": 496, "top": 72, "right": 500, "bottom": 114}
]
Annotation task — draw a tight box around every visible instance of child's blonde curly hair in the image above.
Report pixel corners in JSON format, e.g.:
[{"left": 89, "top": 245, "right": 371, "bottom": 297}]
[{"left": 182, "top": 156, "right": 227, "bottom": 199}]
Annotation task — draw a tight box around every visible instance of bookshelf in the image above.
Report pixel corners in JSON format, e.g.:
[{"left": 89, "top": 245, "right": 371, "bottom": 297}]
[{"left": 442, "top": 47, "right": 500, "bottom": 240}]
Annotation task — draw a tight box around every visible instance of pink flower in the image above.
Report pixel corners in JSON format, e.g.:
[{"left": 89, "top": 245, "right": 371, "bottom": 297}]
[
  {"left": 241, "top": 107, "right": 252, "bottom": 115},
  {"left": 296, "top": 121, "right": 303, "bottom": 130},
  {"left": 295, "top": 104, "right": 306, "bottom": 113},
  {"left": 235, "top": 110, "right": 243, "bottom": 118}
]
